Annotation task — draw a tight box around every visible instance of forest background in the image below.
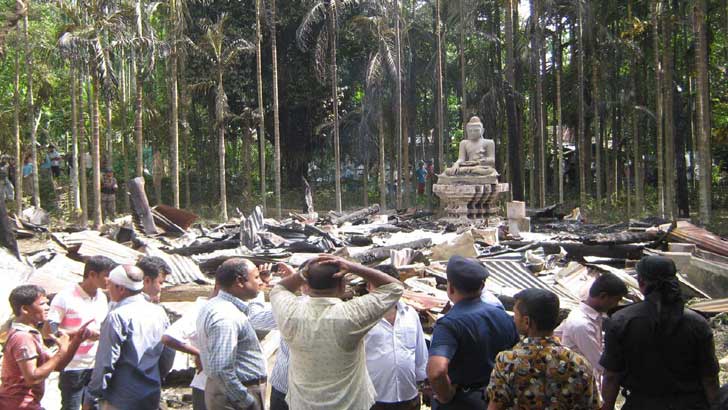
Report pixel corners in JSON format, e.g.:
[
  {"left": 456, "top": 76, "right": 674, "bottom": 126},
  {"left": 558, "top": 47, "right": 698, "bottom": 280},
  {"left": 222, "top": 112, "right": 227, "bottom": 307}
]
[{"left": 0, "top": 0, "right": 727, "bottom": 233}]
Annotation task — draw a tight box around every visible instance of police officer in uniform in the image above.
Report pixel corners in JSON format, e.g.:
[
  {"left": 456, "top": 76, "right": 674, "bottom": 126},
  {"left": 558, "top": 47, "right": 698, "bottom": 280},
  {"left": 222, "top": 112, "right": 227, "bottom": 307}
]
[{"left": 426, "top": 256, "right": 518, "bottom": 409}]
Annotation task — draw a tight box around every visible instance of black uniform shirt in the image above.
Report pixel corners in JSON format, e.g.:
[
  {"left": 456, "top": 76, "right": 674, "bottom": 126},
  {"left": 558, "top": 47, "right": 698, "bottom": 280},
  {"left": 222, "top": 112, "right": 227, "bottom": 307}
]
[{"left": 600, "top": 298, "right": 719, "bottom": 397}]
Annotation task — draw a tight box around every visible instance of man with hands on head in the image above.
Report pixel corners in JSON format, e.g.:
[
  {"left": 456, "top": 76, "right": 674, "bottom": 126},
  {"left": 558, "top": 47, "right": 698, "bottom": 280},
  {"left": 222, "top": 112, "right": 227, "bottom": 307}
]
[{"left": 270, "top": 254, "right": 404, "bottom": 410}]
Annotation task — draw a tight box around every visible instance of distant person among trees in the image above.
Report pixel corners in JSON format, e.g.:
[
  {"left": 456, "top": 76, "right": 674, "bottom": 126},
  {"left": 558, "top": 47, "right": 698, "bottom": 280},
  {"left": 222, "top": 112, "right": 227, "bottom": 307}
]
[
  {"left": 0, "top": 285, "right": 92, "bottom": 410},
  {"left": 270, "top": 255, "right": 404, "bottom": 410},
  {"left": 22, "top": 154, "right": 34, "bottom": 196},
  {"left": 416, "top": 162, "right": 428, "bottom": 196},
  {"left": 554, "top": 272, "right": 628, "bottom": 391},
  {"left": 600, "top": 256, "right": 720, "bottom": 410},
  {"left": 46, "top": 145, "right": 62, "bottom": 178},
  {"left": 48, "top": 255, "right": 118, "bottom": 410},
  {"left": 487, "top": 288, "right": 600, "bottom": 410},
  {"left": 100, "top": 169, "right": 117, "bottom": 221}
]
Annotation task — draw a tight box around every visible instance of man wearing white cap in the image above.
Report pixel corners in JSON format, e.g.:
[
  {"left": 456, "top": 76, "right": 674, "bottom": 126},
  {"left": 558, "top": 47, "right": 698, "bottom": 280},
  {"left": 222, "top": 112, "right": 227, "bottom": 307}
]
[{"left": 88, "top": 265, "right": 175, "bottom": 410}]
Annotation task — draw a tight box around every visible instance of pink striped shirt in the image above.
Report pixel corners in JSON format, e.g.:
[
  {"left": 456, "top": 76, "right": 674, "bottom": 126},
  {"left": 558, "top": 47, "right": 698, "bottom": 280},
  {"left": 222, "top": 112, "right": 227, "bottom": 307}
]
[{"left": 49, "top": 284, "right": 109, "bottom": 370}]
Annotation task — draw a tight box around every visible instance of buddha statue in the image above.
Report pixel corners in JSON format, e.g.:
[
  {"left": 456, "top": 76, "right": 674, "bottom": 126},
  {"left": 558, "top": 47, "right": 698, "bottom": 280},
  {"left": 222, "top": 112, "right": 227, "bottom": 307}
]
[{"left": 443, "top": 116, "right": 498, "bottom": 177}]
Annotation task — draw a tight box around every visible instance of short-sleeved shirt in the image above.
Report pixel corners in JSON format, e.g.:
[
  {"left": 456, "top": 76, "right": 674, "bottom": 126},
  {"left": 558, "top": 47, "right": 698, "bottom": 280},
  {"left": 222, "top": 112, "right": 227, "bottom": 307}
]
[
  {"left": 270, "top": 282, "right": 404, "bottom": 410},
  {"left": 163, "top": 298, "right": 208, "bottom": 391},
  {"left": 0, "top": 323, "right": 52, "bottom": 410},
  {"left": 416, "top": 168, "right": 428, "bottom": 184},
  {"left": 428, "top": 297, "right": 518, "bottom": 388},
  {"left": 487, "top": 337, "right": 600, "bottom": 410},
  {"left": 600, "top": 299, "right": 719, "bottom": 397},
  {"left": 48, "top": 284, "right": 109, "bottom": 370}
]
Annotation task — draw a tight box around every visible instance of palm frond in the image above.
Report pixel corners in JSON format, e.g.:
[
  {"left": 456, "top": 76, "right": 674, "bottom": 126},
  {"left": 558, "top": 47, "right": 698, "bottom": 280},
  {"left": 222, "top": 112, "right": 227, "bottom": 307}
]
[{"left": 296, "top": 1, "right": 327, "bottom": 51}]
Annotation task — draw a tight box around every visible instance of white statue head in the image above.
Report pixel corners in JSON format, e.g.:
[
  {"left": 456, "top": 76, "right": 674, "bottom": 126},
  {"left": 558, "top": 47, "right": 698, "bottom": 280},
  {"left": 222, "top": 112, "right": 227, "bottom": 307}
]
[{"left": 465, "top": 116, "right": 484, "bottom": 141}]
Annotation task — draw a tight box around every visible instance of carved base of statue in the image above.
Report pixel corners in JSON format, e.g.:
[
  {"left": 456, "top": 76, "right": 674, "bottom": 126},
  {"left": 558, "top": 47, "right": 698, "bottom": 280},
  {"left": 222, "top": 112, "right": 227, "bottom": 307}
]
[{"left": 433, "top": 175, "right": 509, "bottom": 226}]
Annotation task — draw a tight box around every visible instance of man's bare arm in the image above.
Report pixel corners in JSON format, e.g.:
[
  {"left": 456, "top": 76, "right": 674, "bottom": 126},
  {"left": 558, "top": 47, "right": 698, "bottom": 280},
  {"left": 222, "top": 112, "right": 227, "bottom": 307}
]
[
  {"left": 427, "top": 355, "right": 456, "bottom": 404},
  {"left": 600, "top": 370, "right": 621, "bottom": 410}
]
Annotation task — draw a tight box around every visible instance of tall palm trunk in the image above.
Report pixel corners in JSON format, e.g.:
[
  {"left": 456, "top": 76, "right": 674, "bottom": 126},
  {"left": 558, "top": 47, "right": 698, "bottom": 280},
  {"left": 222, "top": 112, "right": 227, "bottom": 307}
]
[
  {"left": 693, "top": 0, "right": 711, "bottom": 224},
  {"left": 105, "top": 92, "right": 113, "bottom": 168},
  {"left": 554, "top": 27, "right": 564, "bottom": 204},
  {"left": 379, "top": 103, "right": 386, "bottom": 209},
  {"left": 652, "top": 0, "right": 665, "bottom": 217},
  {"left": 662, "top": 6, "right": 675, "bottom": 219},
  {"left": 329, "top": 1, "right": 342, "bottom": 212},
  {"left": 71, "top": 65, "right": 81, "bottom": 213},
  {"left": 120, "top": 51, "right": 130, "bottom": 211},
  {"left": 577, "top": 2, "right": 586, "bottom": 207},
  {"left": 395, "top": 0, "right": 403, "bottom": 209},
  {"left": 434, "top": 0, "right": 444, "bottom": 174},
  {"left": 593, "top": 60, "right": 601, "bottom": 209},
  {"left": 133, "top": 53, "right": 144, "bottom": 177},
  {"left": 459, "top": 0, "right": 466, "bottom": 128},
  {"left": 217, "top": 74, "right": 228, "bottom": 221},
  {"left": 272, "top": 0, "right": 282, "bottom": 218},
  {"left": 169, "top": 2, "right": 180, "bottom": 209},
  {"left": 23, "top": 13, "right": 40, "bottom": 207},
  {"left": 14, "top": 26, "right": 22, "bottom": 211},
  {"left": 91, "top": 70, "right": 103, "bottom": 227},
  {"left": 255, "top": 0, "right": 266, "bottom": 213},
  {"left": 80, "top": 75, "right": 89, "bottom": 227},
  {"left": 504, "top": 0, "right": 523, "bottom": 201},
  {"left": 530, "top": 0, "right": 545, "bottom": 207}
]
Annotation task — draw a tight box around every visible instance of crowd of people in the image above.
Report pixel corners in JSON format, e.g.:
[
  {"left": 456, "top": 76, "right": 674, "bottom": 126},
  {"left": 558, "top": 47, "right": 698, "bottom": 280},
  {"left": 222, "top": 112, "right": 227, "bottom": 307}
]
[{"left": 0, "top": 252, "right": 721, "bottom": 410}]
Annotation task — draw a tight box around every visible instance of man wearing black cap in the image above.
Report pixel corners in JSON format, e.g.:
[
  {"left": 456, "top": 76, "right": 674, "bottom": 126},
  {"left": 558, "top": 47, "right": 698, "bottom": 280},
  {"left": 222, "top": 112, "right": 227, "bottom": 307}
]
[
  {"left": 600, "top": 255, "right": 720, "bottom": 410},
  {"left": 427, "top": 256, "right": 518, "bottom": 409}
]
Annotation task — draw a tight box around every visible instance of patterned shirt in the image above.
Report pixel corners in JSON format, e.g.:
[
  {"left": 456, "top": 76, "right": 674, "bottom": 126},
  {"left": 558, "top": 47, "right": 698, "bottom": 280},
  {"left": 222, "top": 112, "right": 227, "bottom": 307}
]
[
  {"left": 196, "top": 290, "right": 267, "bottom": 409},
  {"left": 487, "top": 337, "right": 600, "bottom": 410}
]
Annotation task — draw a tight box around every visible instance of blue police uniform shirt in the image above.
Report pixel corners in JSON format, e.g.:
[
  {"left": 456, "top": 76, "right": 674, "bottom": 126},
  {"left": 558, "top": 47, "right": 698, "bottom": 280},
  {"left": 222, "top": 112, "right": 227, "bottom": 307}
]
[{"left": 429, "top": 297, "right": 519, "bottom": 388}]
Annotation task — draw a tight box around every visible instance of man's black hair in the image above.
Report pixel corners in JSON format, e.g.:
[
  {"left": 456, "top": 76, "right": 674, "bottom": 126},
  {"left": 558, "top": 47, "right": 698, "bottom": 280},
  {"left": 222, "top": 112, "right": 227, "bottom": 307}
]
[
  {"left": 375, "top": 264, "right": 400, "bottom": 280},
  {"left": 137, "top": 256, "right": 172, "bottom": 280},
  {"left": 215, "top": 258, "right": 251, "bottom": 289},
  {"left": 9, "top": 285, "right": 46, "bottom": 316},
  {"left": 306, "top": 262, "right": 342, "bottom": 290},
  {"left": 513, "top": 288, "right": 560, "bottom": 332},
  {"left": 589, "top": 272, "right": 628, "bottom": 298},
  {"left": 83, "top": 255, "right": 118, "bottom": 279}
]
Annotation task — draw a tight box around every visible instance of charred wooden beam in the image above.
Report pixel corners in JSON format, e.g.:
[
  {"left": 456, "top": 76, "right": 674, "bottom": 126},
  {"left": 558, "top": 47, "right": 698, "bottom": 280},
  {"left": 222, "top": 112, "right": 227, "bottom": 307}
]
[
  {"left": 167, "top": 239, "right": 240, "bottom": 256},
  {"left": 329, "top": 204, "right": 380, "bottom": 225}
]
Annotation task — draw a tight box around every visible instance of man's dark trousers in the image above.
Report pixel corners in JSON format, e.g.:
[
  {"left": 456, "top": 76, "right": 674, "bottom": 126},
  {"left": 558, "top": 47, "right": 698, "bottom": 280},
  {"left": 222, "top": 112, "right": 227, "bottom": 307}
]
[
  {"left": 432, "top": 388, "right": 487, "bottom": 410},
  {"left": 270, "top": 387, "right": 289, "bottom": 410},
  {"left": 59, "top": 369, "right": 97, "bottom": 410}
]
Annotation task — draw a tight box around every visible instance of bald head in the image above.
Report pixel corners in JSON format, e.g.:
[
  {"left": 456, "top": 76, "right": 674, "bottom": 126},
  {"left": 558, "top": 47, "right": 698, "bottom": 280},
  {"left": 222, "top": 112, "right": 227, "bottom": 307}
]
[{"left": 216, "top": 258, "right": 256, "bottom": 290}]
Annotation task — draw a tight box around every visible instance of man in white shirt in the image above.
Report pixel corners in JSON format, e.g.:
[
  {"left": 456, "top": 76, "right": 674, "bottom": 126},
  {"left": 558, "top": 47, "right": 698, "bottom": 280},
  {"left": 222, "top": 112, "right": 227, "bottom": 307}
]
[
  {"left": 364, "top": 265, "right": 428, "bottom": 410},
  {"left": 48, "top": 255, "right": 117, "bottom": 410},
  {"left": 270, "top": 255, "right": 404, "bottom": 410},
  {"left": 554, "top": 272, "right": 628, "bottom": 390}
]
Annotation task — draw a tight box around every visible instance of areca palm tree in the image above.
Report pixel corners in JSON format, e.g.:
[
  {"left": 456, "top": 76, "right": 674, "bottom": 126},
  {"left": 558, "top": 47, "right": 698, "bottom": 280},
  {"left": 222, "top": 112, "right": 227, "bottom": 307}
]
[
  {"left": 189, "top": 14, "right": 254, "bottom": 221},
  {"left": 297, "top": 0, "right": 360, "bottom": 212}
]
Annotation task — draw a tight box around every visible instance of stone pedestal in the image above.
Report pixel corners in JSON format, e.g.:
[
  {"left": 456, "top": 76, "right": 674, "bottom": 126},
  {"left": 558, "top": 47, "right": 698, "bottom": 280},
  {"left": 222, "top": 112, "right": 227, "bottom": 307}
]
[{"left": 433, "top": 175, "right": 509, "bottom": 225}]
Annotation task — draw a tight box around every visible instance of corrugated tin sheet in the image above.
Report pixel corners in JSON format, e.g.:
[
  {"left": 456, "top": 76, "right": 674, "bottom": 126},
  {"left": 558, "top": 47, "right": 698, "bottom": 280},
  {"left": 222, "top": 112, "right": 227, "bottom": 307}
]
[
  {"left": 665, "top": 221, "right": 728, "bottom": 258},
  {"left": 146, "top": 247, "right": 210, "bottom": 285},
  {"left": 689, "top": 298, "right": 728, "bottom": 313},
  {"left": 76, "top": 235, "right": 143, "bottom": 264},
  {"left": 480, "top": 259, "right": 579, "bottom": 304},
  {"left": 52, "top": 230, "right": 102, "bottom": 249}
]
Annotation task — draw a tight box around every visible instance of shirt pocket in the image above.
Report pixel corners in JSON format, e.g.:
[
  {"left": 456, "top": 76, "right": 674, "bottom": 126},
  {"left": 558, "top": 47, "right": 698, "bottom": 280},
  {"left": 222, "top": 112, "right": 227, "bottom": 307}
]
[{"left": 399, "top": 324, "right": 418, "bottom": 351}]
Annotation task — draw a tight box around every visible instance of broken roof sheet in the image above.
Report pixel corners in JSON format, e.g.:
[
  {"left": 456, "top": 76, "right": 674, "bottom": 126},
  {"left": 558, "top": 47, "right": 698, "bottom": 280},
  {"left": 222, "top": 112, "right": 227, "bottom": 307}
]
[
  {"left": 665, "top": 221, "right": 728, "bottom": 258},
  {"left": 479, "top": 259, "right": 578, "bottom": 304},
  {"left": 145, "top": 247, "right": 210, "bottom": 286},
  {"left": 76, "top": 235, "right": 143, "bottom": 264}
]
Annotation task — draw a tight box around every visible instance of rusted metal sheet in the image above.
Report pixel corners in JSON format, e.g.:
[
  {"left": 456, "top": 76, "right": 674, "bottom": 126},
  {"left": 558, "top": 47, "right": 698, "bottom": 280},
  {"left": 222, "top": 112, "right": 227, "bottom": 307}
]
[
  {"left": 153, "top": 205, "right": 198, "bottom": 231},
  {"left": 665, "top": 221, "right": 728, "bottom": 258}
]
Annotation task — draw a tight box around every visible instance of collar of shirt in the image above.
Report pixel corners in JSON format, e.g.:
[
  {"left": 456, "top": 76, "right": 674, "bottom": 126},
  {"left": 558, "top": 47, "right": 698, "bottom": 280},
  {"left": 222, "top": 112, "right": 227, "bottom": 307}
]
[
  {"left": 579, "top": 301, "right": 602, "bottom": 321},
  {"left": 10, "top": 321, "right": 40, "bottom": 334},
  {"left": 217, "top": 290, "right": 250, "bottom": 313},
  {"left": 521, "top": 336, "right": 561, "bottom": 348},
  {"left": 307, "top": 296, "right": 342, "bottom": 306},
  {"left": 75, "top": 283, "right": 99, "bottom": 301},
  {"left": 117, "top": 293, "right": 145, "bottom": 309}
]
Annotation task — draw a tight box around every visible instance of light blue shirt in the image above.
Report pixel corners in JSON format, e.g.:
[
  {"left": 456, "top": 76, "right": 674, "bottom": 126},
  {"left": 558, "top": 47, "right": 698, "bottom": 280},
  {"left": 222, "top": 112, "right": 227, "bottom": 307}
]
[
  {"left": 196, "top": 290, "right": 267, "bottom": 409},
  {"left": 88, "top": 293, "right": 175, "bottom": 410}
]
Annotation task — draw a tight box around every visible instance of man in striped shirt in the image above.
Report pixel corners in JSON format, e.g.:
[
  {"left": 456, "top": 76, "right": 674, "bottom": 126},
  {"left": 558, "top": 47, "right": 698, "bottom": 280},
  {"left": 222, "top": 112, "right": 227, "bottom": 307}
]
[{"left": 48, "top": 256, "right": 117, "bottom": 410}]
